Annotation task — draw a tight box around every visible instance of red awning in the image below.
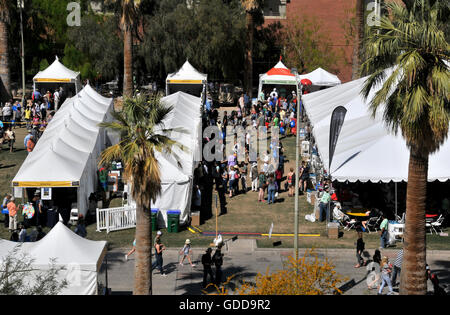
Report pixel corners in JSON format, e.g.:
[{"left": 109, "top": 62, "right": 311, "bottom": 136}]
[{"left": 267, "top": 68, "right": 295, "bottom": 77}]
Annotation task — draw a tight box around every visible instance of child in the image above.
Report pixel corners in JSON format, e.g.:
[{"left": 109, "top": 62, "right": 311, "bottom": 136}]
[
  {"left": 355, "top": 230, "right": 366, "bottom": 268},
  {"left": 179, "top": 239, "right": 196, "bottom": 267}
]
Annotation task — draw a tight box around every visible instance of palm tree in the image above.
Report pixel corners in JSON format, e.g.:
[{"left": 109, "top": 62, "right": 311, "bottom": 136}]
[
  {"left": 0, "top": 0, "right": 10, "bottom": 99},
  {"left": 108, "top": 0, "right": 141, "bottom": 98},
  {"left": 361, "top": 0, "right": 449, "bottom": 295},
  {"left": 99, "top": 95, "right": 185, "bottom": 295},
  {"left": 241, "top": 0, "right": 259, "bottom": 98},
  {"left": 351, "top": 0, "right": 365, "bottom": 80}
]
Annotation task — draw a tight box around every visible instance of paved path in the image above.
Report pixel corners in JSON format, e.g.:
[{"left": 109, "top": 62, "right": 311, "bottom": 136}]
[{"left": 99, "top": 239, "right": 450, "bottom": 295}]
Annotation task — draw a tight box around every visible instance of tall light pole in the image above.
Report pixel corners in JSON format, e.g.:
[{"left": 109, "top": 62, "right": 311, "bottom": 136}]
[
  {"left": 291, "top": 68, "right": 302, "bottom": 262},
  {"left": 18, "top": 0, "right": 25, "bottom": 108}
]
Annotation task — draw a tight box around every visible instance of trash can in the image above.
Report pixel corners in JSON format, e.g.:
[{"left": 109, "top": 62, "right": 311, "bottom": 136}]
[
  {"left": 151, "top": 209, "right": 158, "bottom": 231},
  {"left": 167, "top": 210, "right": 181, "bottom": 233}
]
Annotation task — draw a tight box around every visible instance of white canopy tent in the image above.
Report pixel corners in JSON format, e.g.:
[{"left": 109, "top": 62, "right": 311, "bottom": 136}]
[
  {"left": 0, "top": 222, "right": 107, "bottom": 295},
  {"left": 166, "top": 60, "right": 207, "bottom": 97},
  {"left": 258, "top": 60, "right": 299, "bottom": 100},
  {"left": 127, "top": 92, "right": 202, "bottom": 227},
  {"left": 302, "top": 72, "right": 450, "bottom": 183},
  {"left": 12, "top": 84, "right": 114, "bottom": 215},
  {"left": 33, "top": 56, "right": 82, "bottom": 94},
  {"left": 299, "top": 67, "right": 341, "bottom": 88}
]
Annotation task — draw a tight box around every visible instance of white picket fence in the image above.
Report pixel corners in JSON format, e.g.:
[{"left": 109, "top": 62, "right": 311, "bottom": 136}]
[{"left": 96, "top": 206, "right": 137, "bottom": 233}]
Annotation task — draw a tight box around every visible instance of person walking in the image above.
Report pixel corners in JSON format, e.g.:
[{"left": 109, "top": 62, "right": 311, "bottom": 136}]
[
  {"left": 154, "top": 231, "right": 166, "bottom": 276},
  {"left": 202, "top": 248, "right": 215, "bottom": 288},
  {"left": 355, "top": 230, "right": 366, "bottom": 268},
  {"left": 379, "top": 213, "right": 389, "bottom": 249},
  {"left": 179, "top": 239, "right": 196, "bottom": 267},
  {"left": 125, "top": 239, "right": 136, "bottom": 261},
  {"left": 378, "top": 256, "right": 394, "bottom": 295},
  {"left": 7, "top": 197, "right": 18, "bottom": 232},
  {"left": 391, "top": 248, "right": 403, "bottom": 287},
  {"left": 5, "top": 127, "right": 15, "bottom": 152},
  {"left": 287, "top": 167, "right": 295, "bottom": 197},
  {"left": 212, "top": 243, "right": 224, "bottom": 286}
]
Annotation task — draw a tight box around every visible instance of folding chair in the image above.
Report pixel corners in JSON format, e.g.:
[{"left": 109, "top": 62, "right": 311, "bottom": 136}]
[
  {"left": 366, "top": 216, "right": 381, "bottom": 234},
  {"left": 430, "top": 215, "right": 444, "bottom": 234},
  {"left": 333, "top": 205, "right": 351, "bottom": 229}
]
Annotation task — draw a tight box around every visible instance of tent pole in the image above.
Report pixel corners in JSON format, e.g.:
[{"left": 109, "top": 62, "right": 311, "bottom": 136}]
[{"left": 395, "top": 181, "right": 398, "bottom": 220}]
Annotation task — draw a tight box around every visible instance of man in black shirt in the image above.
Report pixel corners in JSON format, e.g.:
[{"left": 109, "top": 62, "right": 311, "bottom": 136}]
[
  {"left": 212, "top": 243, "right": 224, "bottom": 286},
  {"left": 202, "top": 248, "right": 214, "bottom": 288}
]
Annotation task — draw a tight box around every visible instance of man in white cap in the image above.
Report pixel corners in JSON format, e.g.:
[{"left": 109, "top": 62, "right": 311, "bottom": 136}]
[{"left": 250, "top": 162, "right": 258, "bottom": 191}]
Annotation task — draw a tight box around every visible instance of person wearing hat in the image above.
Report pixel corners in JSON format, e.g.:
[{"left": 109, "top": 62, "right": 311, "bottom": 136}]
[
  {"left": 201, "top": 248, "right": 214, "bottom": 288},
  {"left": 154, "top": 231, "right": 166, "bottom": 276},
  {"left": 179, "top": 239, "right": 195, "bottom": 267}
]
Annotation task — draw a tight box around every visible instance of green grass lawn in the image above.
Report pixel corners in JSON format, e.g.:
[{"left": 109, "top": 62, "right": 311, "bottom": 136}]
[{"left": 1, "top": 125, "right": 449, "bottom": 251}]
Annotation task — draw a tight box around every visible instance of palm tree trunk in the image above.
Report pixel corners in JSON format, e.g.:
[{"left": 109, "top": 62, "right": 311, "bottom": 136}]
[
  {"left": 0, "top": 19, "right": 10, "bottom": 99},
  {"left": 123, "top": 23, "right": 133, "bottom": 98},
  {"left": 351, "top": 0, "right": 365, "bottom": 80},
  {"left": 133, "top": 201, "right": 152, "bottom": 295},
  {"left": 400, "top": 148, "right": 428, "bottom": 295},
  {"left": 245, "top": 11, "right": 254, "bottom": 98}
]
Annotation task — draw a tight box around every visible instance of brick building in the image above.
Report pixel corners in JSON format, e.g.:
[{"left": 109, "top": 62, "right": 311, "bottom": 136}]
[{"left": 262, "top": 0, "right": 363, "bottom": 83}]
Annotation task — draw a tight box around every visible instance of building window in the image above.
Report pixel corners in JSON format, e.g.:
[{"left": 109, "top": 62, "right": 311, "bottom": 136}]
[{"left": 263, "top": 0, "right": 287, "bottom": 19}]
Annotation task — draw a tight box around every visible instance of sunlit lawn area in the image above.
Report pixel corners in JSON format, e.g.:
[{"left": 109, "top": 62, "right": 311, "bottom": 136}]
[{"left": 1, "top": 126, "right": 449, "bottom": 251}]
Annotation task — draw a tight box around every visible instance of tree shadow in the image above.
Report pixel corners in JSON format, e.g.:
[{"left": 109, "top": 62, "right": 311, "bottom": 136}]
[{"left": 0, "top": 164, "right": 16, "bottom": 170}]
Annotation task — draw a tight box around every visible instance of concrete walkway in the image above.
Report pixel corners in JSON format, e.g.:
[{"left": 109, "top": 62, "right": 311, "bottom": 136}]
[{"left": 99, "top": 239, "right": 450, "bottom": 295}]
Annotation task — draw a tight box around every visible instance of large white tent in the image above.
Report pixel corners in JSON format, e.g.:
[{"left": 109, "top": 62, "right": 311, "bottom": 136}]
[
  {"left": 166, "top": 60, "right": 207, "bottom": 97},
  {"left": 0, "top": 222, "right": 107, "bottom": 295},
  {"left": 127, "top": 92, "right": 202, "bottom": 226},
  {"left": 299, "top": 67, "right": 341, "bottom": 87},
  {"left": 33, "top": 56, "right": 82, "bottom": 94},
  {"left": 258, "top": 60, "right": 299, "bottom": 99},
  {"left": 302, "top": 72, "right": 450, "bottom": 183},
  {"left": 12, "top": 84, "right": 114, "bottom": 215}
]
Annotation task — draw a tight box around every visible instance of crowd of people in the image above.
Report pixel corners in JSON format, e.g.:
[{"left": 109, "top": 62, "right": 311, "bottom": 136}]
[{"left": 0, "top": 87, "right": 68, "bottom": 154}]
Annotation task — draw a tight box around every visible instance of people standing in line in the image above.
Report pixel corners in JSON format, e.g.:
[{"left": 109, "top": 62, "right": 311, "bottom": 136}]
[
  {"left": 18, "top": 223, "right": 27, "bottom": 242},
  {"left": 32, "top": 191, "right": 43, "bottom": 227},
  {"left": 267, "top": 174, "right": 276, "bottom": 204},
  {"left": 355, "top": 230, "right": 366, "bottom": 268},
  {"left": 391, "top": 248, "right": 403, "bottom": 287},
  {"left": 299, "top": 161, "right": 309, "bottom": 193},
  {"left": 378, "top": 256, "right": 394, "bottom": 295},
  {"left": 250, "top": 162, "right": 258, "bottom": 192},
  {"left": 240, "top": 162, "right": 248, "bottom": 194},
  {"left": 202, "top": 248, "right": 214, "bottom": 288},
  {"left": 7, "top": 197, "right": 18, "bottom": 232},
  {"left": 379, "top": 213, "right": 389, "bottom": 249},
  {"left": 154, "top": 231, "right": 166, "bottom": 276},
  {"left": 212, "top": 243, "right": 224, "bottom": 286},
  {"left": 258, "top": 171, "right": 266, "bottom": 202},
  {"left": 125, "top": 239, "right": 136, "bottom": 261},
  {"left": 179, "top": 239, "right": 196, "bottom": 267}
]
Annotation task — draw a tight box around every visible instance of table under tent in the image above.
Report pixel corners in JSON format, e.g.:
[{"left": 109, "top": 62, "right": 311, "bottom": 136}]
[
  {"left": 301, "top": 67, "right": 450, "bottom": 242},
  {"left": 125, "top": 91, "right": 203, "bottom": 228},
  {"left": 0, "top": 222, "right": 107, "bottom": 295},
  {"left": 12, "top": 84, "right": 114, "bottom": 223},
  {"left": 33, "top": 56, "right": 82, "bottom": 99},
  {"left": 257, "top": 60, "right": 300, "bottom": 101},
  {"left": 166, "top": 60, "right": 207, "bottom": 97}
]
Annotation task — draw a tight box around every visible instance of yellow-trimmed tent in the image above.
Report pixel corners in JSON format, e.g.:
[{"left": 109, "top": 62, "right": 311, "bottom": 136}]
[
  {"left": 33, "top": 56, "right": 82, "bottom": 95},
  {"left": 165, "top": 60, "right": 207, "bottom": 97}
]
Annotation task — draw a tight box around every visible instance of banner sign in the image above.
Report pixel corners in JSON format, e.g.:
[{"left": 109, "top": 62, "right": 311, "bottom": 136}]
[{"left": 329, "top": 106, "right": 347, "bottom": 172}]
